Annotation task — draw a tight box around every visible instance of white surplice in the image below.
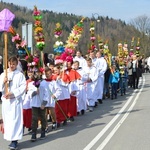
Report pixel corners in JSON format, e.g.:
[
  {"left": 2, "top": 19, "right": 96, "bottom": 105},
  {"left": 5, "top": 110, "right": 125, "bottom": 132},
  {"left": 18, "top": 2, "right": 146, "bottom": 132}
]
[
  {"left": 82, "top": 66, "right": 98, "bottom": 106},
  {"left": 95, "top": 57, "right": 107, "bottom": 100},
  {"left": 40, "top": 80, "right": 62, "bottom": 107},
  {"left": 28, "top": 80, "right": 49, "bottom": 108},
  {"left": 55, "top": 78, "right": 70, "bottom": 100},
  {"left": 76, "top": 68, "right": 87, "bottom": 112}
]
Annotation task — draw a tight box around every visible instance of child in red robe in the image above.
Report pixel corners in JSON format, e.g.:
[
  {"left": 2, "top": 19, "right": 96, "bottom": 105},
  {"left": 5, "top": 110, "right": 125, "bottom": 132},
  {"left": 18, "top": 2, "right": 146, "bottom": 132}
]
[
  {"left": 53, "top": 64, "right": 70, "bottom": 126},
  {"left": 65, "top": 61, "right": 81, "bottom": 121},
  {"left": 23, "top": 71, "right": 33, "bottom": 134}
]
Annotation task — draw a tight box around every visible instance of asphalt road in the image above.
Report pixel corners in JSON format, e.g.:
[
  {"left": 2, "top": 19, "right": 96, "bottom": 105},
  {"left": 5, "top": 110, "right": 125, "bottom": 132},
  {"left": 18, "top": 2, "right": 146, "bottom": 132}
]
[{"left": 0, "top": 73, "right": 150, "bottom": 150}]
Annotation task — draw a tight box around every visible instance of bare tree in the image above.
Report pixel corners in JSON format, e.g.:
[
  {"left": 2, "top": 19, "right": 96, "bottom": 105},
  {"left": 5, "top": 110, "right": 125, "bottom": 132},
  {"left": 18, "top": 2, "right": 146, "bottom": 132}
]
[
  {"left": 130, "top": 15, "right": 150, "bottom": 33},
  {"left": 130, "top": 15, "right": 150, "bottom": 55}
]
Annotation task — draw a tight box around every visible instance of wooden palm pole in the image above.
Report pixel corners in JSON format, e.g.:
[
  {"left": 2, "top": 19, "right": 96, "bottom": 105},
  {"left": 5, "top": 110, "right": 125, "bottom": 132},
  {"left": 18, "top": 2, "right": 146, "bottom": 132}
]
[{"left": 4, "top": 32, "right": 8, "bottom": 93}]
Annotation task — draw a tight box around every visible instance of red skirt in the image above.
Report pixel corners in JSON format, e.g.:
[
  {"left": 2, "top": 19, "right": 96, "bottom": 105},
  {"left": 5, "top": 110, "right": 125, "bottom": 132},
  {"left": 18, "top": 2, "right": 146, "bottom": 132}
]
[
  {"left": 0, "top": 119, "right": 4, "bottom": 134},
  {"left": 55, "top": 99, "right": 69, "bottom": 123},
  {"left": 67, "top": 95, "right": 77, "bottom": 117},
  {"left": 23, "top": 109, "right": 32, "bottom": 128}
]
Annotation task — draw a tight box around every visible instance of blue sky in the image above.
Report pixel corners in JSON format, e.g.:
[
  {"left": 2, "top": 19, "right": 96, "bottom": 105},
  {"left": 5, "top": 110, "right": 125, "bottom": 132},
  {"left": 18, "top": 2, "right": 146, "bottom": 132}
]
[{"left": 2, "top": 0, "right": 150, "bottom": 23}]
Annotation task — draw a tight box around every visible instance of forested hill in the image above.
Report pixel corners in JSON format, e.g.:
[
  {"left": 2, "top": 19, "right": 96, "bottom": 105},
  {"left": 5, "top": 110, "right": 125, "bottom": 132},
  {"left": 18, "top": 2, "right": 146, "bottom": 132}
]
[{"left": 0, "top": 1, "right": 144, "bottom": 56}]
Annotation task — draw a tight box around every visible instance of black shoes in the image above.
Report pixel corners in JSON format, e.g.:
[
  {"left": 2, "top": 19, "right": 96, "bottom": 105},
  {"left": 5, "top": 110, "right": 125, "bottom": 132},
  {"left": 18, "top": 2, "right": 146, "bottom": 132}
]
[
  {"left": 77, "top": 110, "right": 85, "bottom": 115},
  {"left": 69, "top": 116, "right": 74, "bottom": 122},
  {"left": 81, "top": 109, "right": 85, "bottom": 115},
  {"left": 31, "top": 133, "right": 37, "bottom": 142},
  {"left": 28, "top": 128, "right": 32, "bottom": 132},
  {"left": 103, "top": 94, "right": 105, "bottom": 100},
  {"left": 57, "top": 123, "right": 61, "bottom": 128},
  {"left": 52, "top": 123, "right": 57, "bottom": 130},
  {"left": 111, "top": 96, "right": 117, "bottom": 100},
  {"left": 63, "top": 120, "right": 67, "bottom": 126},
  {"left": 98, "top": 99, "right": 103, "bottom": 104},
  {"left": 45, "top": 127, "right": 50, "bottom": 133},
  {"left": 55, "top": 120, "right": 67, "bottom": 128},
  {"left": 94, "top": 102, "right": 98, "bottom": 107},
  {"left": 31, "top": 131, "right": 46, "bottom": 141},
  {"left": 9, "top": 141, "right": 18, "bottom": 150},
  {"left": 40, "top": 131, "right": 46, "bottom": 140}
]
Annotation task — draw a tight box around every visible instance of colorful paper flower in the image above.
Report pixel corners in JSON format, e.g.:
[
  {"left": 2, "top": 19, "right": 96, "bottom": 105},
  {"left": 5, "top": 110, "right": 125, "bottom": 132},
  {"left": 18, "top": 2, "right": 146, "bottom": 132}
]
[
  {"left": 39, "top": 67, "right": 45, "bottom": 73},
  {"left": 65, "top": 55, "right": 73, "bottom": 62},
  {"left": 8, "top": 26, "right": 30, "bottom": 56},
  {"left": 33, "top": 79, "right": 41, "bottom": 88},
  {"left": 25, "top": 54, "right": 43, "bottom": 73},
  {"left": 54, "top": 23, "right": 63, "bottom": 37}
]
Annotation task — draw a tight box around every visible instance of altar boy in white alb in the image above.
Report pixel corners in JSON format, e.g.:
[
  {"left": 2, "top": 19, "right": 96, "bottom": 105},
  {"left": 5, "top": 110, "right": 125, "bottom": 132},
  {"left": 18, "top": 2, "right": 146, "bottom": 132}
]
[
  {"left": 83, "top": 57, "right": 98, "bottom": 112},
  {"left": 95, "top": 51, "right": 107, "bottom": 104},
  {"left": 27, "top": 71, "right": 49, "bottom": 142},
  {"left": 73, "top": 61, "right": 87, "bottom": 115},
  {"left": 42, "top": 67, "right": 62, "bottom": 129},
  {"left": 0, "top": 56, "right": 26, "bottom": 150}
]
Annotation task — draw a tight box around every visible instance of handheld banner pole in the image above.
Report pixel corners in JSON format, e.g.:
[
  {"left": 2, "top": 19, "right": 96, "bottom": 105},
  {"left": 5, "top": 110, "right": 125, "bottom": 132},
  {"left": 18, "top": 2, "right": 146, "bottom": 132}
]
[{"left": 0, "top": 8, "right": 15, "bottom": 134}]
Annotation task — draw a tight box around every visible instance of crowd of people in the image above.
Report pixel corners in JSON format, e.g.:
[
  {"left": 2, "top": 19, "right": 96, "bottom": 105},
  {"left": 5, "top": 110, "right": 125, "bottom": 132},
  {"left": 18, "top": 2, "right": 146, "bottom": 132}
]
[{"left": 0, "top": 49, "right": 147, "bottom": 150}]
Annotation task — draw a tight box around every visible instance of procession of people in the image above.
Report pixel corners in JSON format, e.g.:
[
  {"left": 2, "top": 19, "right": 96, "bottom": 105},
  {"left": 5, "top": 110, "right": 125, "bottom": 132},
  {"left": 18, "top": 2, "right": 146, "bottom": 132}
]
[
  {"left": 0, "top": 47, "right": 146, "bottom": 149},
  {"left": 0, "top": 6, "right": 148, "bottom": 150}
]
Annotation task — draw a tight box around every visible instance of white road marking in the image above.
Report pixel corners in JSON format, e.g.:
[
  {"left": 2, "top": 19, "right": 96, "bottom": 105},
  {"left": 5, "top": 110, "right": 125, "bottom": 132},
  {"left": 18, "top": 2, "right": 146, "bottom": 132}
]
[
  {"left": 96, "top": 76, "right": 145, "bottom": 150},
  {"left": 83, "top": 77, "right": 144, "bottom": 150}
]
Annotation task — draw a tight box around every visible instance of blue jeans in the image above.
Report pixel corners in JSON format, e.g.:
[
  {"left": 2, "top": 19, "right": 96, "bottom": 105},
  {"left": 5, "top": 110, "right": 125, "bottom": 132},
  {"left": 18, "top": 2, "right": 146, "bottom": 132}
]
[
  {"left": 111, "top": 83, "right": 118, "bottom": 98},
  {"left": 120, "top": 78, "right": 126, "bottom": 95}
]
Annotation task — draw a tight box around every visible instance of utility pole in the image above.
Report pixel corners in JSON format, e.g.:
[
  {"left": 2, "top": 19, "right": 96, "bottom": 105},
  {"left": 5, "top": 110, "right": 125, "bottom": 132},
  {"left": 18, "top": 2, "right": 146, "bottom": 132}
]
[{"left": 22, "top": 22, "right": 33, "bottom": 55}]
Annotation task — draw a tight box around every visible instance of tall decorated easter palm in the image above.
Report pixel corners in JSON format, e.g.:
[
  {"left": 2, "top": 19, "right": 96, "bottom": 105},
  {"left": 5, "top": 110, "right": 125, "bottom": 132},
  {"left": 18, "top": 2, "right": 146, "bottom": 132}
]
[
  {"left": 0, "top": 8, "right": 15, "bottom": 94},
  {"left": 33, "top": 6, "right": 45, "bottom": 67}
]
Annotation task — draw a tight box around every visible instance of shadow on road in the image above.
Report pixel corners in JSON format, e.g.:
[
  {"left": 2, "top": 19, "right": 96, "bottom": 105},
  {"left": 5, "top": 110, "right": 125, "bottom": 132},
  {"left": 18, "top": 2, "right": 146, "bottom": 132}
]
[{"left": 2, "top": 74, "right": 147, "bottom": 150}]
